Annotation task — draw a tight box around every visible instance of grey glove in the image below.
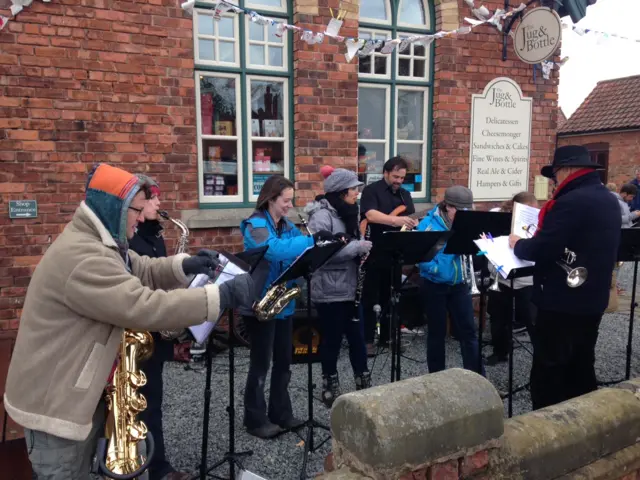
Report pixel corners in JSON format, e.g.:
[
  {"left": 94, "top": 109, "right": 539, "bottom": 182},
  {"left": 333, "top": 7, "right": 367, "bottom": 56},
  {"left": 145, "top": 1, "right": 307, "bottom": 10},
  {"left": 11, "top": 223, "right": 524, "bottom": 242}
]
[
  {"left": 182, "top": 249, "right": 221, "bottom": 277},
  {"left": 353, "top": 240, "right": 373, "bottom": 256},
  {"left": 218, "top": 273, "right": 256, "bottom": 311}
]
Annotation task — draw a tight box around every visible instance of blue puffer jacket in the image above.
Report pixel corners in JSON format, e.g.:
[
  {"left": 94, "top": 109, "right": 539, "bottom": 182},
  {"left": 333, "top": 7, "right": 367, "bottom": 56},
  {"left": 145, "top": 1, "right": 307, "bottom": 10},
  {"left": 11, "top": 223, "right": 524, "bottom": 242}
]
[
  {"left": 239, "top": 210, "right": 314, "bottom": 319},
  {"left": 417, "top": 205, "right": 464, "bottom": 286}
]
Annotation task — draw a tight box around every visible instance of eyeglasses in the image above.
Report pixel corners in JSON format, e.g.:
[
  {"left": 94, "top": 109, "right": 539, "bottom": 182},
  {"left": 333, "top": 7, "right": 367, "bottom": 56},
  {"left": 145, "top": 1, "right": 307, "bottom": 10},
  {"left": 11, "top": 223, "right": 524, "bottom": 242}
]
[{"left": 128, "top": 206, "right": 144, "bottom": 214}]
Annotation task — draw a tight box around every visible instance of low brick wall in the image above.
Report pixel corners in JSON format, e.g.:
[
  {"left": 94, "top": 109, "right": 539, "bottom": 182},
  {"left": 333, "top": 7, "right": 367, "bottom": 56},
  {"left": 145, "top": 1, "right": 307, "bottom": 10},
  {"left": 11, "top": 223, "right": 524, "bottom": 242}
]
[{"left": 318, "top": 370, "right": 640, "bottom": 480}]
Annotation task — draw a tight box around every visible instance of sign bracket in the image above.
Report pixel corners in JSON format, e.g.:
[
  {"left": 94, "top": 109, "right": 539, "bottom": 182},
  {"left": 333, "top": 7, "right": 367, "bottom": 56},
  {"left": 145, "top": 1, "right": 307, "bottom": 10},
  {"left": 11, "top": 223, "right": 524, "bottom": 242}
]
[{"left": 501, "top": 0, "right": 537, "bottom": 61}]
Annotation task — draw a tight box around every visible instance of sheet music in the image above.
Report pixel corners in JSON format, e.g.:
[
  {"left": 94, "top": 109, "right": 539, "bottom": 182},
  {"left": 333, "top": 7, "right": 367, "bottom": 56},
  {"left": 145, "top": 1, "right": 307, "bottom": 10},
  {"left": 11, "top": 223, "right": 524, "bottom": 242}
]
[
  {"left": 474, "top": 236, "right": 534, "bottom": 279},
  {"left": 511, "top": 201, "right": 540, "bottom": 239},
  {"left": 188, "top": 254, "right": 248, "bottom": 344}
]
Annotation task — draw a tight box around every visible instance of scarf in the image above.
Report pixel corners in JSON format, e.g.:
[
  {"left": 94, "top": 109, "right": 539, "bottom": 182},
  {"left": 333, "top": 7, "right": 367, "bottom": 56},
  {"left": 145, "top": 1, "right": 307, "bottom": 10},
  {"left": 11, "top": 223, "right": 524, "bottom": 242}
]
[
  {"left": 323, "top": 192, "right": 360, "bottom": 239},
  {"left": 438, "top": 203, "right": 452, "bottom": 230},
  {"left": 537, "top": 168, "right": 593, "bottom": 233}
]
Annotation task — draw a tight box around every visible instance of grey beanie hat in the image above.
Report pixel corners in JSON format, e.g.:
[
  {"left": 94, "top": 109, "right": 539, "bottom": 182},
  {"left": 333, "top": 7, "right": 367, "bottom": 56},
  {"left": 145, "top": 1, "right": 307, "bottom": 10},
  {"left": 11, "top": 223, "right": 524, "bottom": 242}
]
[
  {"left": 444, "top": 185, "right": 473, "bottom": 210},
  {"left": 323, "top": 167, "right": 363, "bottom": 193}
]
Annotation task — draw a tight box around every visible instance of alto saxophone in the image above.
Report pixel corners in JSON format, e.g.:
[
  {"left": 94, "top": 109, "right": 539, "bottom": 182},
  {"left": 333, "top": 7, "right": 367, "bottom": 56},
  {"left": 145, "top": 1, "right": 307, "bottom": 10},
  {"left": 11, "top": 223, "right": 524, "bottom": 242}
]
[
  {"left": 158, "top": 211, "right": 190, "bottom": 341},
  {"left": 94, "top": 330, "right": 155, "bottom": 478},
  {"left": 252, "top": 214, "right": 312, "bottom": 322}
]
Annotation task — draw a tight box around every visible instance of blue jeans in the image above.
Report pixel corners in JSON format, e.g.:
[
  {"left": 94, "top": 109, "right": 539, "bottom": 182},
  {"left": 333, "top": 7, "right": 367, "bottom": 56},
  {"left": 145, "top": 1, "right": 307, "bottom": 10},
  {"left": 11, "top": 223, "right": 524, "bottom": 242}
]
[
  {"left": 316, "top": 301, "right": 368, "bottom": 377},
  {"left": 421, "top": 280, "right": 484, "bottom": 375}
]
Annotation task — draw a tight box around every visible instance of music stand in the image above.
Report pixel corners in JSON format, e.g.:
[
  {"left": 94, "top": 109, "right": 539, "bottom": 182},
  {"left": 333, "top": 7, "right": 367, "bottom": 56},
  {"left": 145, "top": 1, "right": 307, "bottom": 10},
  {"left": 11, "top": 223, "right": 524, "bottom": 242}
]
[
  {"left": 369, "top": 231, "right": 452, "bottom": 383},
  {"left": 618, "top": 228, "right": 640, "bottom": 380},
  {"left": 196, "top": 247, "right": 268, "bottom": 480},
  {"left": 444, "top": 211, "right": 512, "bottom": 373},
  {"left": 269, "top": 241, "right": 344, "bottom": 480},
  {"left": 502, "top": 266, "right": 535, "bottom": 418}
]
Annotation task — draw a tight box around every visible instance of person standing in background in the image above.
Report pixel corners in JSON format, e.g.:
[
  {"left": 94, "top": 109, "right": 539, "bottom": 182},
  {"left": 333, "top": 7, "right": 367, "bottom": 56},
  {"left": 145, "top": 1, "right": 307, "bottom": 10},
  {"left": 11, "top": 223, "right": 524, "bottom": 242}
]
[{"left": 359, "top": 157, "right": 418, "bottom": 356}]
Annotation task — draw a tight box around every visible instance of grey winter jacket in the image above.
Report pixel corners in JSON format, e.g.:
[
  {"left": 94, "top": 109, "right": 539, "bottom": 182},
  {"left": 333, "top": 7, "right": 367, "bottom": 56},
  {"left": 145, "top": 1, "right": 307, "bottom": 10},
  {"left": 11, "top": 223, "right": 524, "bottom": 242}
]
[
  {"left": 304, "top": 200, "right": 369, "bottom": 303},
  {"left": 612, "top": 192, "right": 639, "bottom": 228}
]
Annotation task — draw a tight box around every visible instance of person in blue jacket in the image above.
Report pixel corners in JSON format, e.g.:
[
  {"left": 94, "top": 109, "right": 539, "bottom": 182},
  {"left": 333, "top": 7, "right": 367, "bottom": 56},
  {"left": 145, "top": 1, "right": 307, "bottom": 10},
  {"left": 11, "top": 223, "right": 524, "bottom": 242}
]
[
  {"left": 416, "top": 185, "right": 483, "bottom": 375},
  {"left": 240, "top": 175, "right": 334, "bottom": 439}
]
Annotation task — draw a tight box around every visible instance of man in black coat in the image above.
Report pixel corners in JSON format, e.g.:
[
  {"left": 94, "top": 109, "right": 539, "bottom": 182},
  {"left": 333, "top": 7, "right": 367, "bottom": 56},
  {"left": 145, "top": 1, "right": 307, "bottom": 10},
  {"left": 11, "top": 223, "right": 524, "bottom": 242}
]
[
  {"left": 129, "top": 180, "right": 190, "bottom": 480},
  {"left": 509, "top": 145, "right": 621, "bottom": 410}
]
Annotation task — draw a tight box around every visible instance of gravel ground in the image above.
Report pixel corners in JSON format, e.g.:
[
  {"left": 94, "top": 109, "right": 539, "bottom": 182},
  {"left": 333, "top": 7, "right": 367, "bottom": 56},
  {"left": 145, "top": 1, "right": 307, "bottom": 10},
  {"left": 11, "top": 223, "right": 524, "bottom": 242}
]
[{"left": 161, "top": 266, "right": 640, "bottom": 479}]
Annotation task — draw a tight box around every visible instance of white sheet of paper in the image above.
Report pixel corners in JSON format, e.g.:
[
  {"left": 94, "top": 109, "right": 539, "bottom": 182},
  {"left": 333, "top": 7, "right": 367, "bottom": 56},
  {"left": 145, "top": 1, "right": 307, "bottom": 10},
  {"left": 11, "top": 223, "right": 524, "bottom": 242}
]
[
  {"left": 511, "top": 201, "right": 540, "bottom": 239},
  {"left": 188, "top": 254, "right": 248, "bottom": 344},
  {"left": 474, "top": 236, "right": 534, "bottom": 279}
]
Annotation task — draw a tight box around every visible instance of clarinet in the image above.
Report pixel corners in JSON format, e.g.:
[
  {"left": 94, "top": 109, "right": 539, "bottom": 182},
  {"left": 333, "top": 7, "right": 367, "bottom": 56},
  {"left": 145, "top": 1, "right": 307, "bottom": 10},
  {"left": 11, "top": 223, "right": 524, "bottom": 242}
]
[{"left": 352, "top": 223, "right": 371, "bottom": 322}]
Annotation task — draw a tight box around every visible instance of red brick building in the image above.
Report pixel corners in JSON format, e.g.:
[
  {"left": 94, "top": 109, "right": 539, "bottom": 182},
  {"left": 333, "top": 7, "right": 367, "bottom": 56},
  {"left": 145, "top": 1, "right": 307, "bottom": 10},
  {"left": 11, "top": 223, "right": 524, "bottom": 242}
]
[
  {"left": 558, "top": 74, "right": 640, "bottom": 187},
  {"left": 0, "top": 0, "right": 560, "bottom": 440}
]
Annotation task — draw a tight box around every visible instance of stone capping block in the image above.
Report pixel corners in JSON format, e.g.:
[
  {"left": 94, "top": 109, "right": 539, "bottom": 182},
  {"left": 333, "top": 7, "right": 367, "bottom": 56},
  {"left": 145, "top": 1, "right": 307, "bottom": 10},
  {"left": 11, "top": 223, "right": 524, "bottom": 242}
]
[
  {"left": 330, "top": 369, "right": 504, "bottom": 479},
  {"left": 487, "top": 386, "right": 640, "bottom": 479}
]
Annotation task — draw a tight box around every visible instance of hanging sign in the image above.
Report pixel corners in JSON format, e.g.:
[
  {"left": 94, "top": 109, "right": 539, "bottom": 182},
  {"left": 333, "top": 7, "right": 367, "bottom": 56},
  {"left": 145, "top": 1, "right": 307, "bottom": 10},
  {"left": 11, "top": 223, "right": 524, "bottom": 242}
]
[
  {"left": 469, "top": 77, "right": 532, "bottom": 202},
  {"left": 9, "top": 200, "right": 38, "bottom": 219},
  {"left": 513, "top": 7, "right": 562, "bottom": 64}
]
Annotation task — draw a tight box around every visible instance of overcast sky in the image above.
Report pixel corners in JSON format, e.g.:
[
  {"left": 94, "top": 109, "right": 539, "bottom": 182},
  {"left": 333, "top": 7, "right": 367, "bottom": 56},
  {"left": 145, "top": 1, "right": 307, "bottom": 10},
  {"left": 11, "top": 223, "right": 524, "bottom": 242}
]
[{"left": 559, "top": 0, "right": 640, "bottom": 117}]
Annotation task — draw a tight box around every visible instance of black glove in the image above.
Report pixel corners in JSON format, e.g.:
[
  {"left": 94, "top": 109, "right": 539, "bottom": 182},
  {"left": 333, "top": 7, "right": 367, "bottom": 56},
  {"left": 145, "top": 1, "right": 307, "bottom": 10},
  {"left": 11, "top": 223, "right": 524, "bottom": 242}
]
[
  {"left": 312, "top": 230, "right": 334, "bottom": 243},
  {"left": 333, "top": 232, "right": 351, "bottom": 243},
  {"left": 182, "top": 249, "right": 221, "bottom": 278},
  {"left": 218, "top": 273, "right": 256, "bottom": 311}
]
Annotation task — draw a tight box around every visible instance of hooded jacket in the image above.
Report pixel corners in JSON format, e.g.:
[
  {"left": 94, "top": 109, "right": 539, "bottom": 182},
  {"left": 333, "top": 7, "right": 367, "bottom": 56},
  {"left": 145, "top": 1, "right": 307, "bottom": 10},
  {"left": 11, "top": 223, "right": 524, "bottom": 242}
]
[
  {"left": 304, "top": 199, "right": 363, "bottom": 303},
  {"left": 4, "top": 165, "right": 221, "bottom": 441}
]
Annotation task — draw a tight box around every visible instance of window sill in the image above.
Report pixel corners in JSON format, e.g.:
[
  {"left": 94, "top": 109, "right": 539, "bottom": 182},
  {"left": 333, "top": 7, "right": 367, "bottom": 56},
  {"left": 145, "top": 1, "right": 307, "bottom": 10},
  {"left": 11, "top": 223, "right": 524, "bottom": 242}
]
[
  {"left": 179, "top": 206, "right": 309, "bottom": 230},
  {"left": 181, "top": 204, "right": 434, "bottom": 230}
]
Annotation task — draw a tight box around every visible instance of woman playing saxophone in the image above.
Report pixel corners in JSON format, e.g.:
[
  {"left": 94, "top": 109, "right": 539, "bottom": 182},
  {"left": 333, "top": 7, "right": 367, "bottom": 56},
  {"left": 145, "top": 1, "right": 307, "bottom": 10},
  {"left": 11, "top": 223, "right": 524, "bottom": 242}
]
[{"left": 239, "top": 176, "right": 335, "bottom": 440}]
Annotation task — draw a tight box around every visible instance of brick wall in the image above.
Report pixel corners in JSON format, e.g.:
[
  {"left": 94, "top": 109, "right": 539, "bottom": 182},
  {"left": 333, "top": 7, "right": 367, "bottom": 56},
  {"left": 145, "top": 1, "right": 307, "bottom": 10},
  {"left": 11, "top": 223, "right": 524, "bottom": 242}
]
[
  {"left": 292, "top": 0, "right": 359, "bottom": 207},
  {"left": 432, "top": 0, "right": 559, "bottom": 204},
  {"left": 558, "top": 130, "right": 640, "bottom": 188}
]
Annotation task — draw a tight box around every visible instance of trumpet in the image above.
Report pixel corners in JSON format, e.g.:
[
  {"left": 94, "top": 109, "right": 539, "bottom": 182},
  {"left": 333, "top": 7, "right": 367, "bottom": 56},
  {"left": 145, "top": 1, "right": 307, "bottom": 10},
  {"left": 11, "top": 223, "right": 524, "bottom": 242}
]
[
  {"left": 465, "top": 255, "right": 481, "bottom": 295},
  {"left": 488, "top": 269, "right": 501, "bottom": 292},
  {"left": 558, "top": 249, "right": 587, "bottom": 288}
]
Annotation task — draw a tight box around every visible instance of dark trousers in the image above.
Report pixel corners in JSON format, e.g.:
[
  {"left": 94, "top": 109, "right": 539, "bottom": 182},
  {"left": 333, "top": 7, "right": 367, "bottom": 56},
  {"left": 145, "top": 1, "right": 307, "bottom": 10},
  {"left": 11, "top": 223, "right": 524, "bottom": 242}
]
[
  {"left": 530, "top": 309, "right": 602, "bottom": 410},
  {"left": 362, "top": 265, "right": 392, "bottom": 344},
  {"left": 243, "top": 316, "right": 294, "bottom": 429},
  {"left": 138, "top": 333, "right": 175, "bottom": 480},
  {"left": 316, "top": 301, "right": 368, "bottom": 377},
  {"left": 487, "top": 285, "right": 535, "bottom": 358},
  {"left": 421, "top": 280, "right": 483, "bottom": 374}
]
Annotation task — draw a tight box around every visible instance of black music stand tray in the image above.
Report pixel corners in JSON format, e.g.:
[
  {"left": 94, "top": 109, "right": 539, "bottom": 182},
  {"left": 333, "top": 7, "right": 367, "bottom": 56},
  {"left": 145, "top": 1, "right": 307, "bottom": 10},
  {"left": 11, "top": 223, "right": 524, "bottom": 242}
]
[
  {"left": 195, "top": 247, "right": 267, "bottom": 480},
  {"left": 269, "top": 241, "right": 344, "bottom": 480},
  {"left": 502, "top": 266, "right": 535, "bottom": 418},
  {"left": 618, "top": 228, "right": 640, "bottom": 381},
  {"left": 370, "top": 231, "right": 452, "bottom": 383},
  {"left": 444, "top": 211, "right": 512, "bottom": 373}
]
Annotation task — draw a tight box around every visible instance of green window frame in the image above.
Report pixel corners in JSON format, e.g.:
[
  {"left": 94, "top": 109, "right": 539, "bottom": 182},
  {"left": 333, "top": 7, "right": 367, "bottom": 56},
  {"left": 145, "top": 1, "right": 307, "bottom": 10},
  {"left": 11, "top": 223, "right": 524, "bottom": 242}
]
[
  {"left": 193, "top": 0, "right": 294, "bottom": 208},
  {"left": 357, "top": 0, "right": 435, "bottom": 201}
]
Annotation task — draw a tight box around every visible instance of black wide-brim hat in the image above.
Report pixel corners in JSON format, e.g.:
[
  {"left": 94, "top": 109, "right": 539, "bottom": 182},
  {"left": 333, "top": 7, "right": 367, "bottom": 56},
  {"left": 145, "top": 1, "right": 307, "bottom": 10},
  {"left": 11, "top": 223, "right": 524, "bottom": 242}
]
[{"left": 541, "top": 145, "right": 604, "bottom": 179}]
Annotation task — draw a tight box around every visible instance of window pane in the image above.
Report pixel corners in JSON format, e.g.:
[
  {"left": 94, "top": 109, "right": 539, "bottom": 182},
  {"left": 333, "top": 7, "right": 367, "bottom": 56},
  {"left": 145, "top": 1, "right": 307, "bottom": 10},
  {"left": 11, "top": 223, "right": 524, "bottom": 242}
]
[
  {"left": 269, "top": 46, "right": 283, "bottom": 67},
  {"left": 359, "top": 56, "right": 372, "bottom": 74},
  {"left": 250, "top": 80, "right": 284, "bottom": 138},
  {"left": 249, "top": 0, "right": 282, "bottom": 7},
  {"left": 200, "top": 76, "right": 237, "bottom": 136},
  {"left": 199, "top": 39, "right": 215, "bottom": 61},
  {"left": 414, "top": 43, "right": 426, "bottom": 57},
  {"left": 399, "top": 58, "right": 410, "bottom": 76},
  {"left": 218, "top": 17, "right": 234, "bottom": 38},
  {"left": 219, "top": 41, "right": 235, "bottom": 62},
  {"left": 360, "top": 0, "right": 388, "bottom": 20},
  {"left": 249, "top": 22, "right": 264, "bottom": 41},
  {"left": 268, "top": 23, "right": 283, "bottom": 43},
  {"left": 374, "top": 56, "right": 387, "bottom": 75},
  {"left": 252, "top": 142, "right": 285, "bottom": 180},
  {"left": 198, "top": 14, "right": 214, "bottom": 36},
  {"left": 399, "top": 0, "right": 426, "bottom": 25},
  {"left": 397, "top": 90, "right": 424, "bottom": 141},
  {"left": 250, "top": 44, "right": 265, "bottom": 65},
  {"left": 396, "top": 143, "right": 422, "bottom": 192},
  {"left": 202, "top": 139, "right": 239, "bottom": 196},
  {"left": 413, "top": 59, "right": 425, "bottom": 78},
  {"left": 358, "top": 87, "right": 386, "bottom": 139},
  {"left": 357, "top": 142, "right": 387, "bottom": 181}
]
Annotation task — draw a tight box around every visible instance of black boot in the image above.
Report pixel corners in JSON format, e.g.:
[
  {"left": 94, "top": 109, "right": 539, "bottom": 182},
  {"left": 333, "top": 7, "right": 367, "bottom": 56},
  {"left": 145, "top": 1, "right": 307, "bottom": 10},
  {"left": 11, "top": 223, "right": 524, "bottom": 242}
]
[
  {"left": 321, "top": 373, "right": 341, "bottom": 408},
  {"left": 355, "top": 371, "right": 372, "bottom": 390}
]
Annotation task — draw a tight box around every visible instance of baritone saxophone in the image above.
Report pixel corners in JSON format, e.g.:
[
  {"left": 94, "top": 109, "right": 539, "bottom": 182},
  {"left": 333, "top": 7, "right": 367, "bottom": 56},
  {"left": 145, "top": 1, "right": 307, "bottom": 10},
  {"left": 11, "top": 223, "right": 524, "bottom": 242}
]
[{"left": 94, "top": 330, "right": 155, "bottom": 479}]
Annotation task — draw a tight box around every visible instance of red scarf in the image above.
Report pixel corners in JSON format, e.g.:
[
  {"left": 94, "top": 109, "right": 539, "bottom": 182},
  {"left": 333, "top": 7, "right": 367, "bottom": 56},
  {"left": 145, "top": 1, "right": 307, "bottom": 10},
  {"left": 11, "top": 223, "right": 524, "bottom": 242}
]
[{"left": 537, "top": 168, "right": 593, "bottom": 233}]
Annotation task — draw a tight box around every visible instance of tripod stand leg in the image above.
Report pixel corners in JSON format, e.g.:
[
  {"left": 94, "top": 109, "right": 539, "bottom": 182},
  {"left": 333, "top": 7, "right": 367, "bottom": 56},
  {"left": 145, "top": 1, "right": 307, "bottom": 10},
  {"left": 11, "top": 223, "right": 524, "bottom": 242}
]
[
  {"left": 478, "top": 271, "right": 486, "bottom": 375},
  {"left": 508, "top": 280, "right": 515, "bottom": 418},
  {"left": 625, "top": 260, "right": 638, "bottom": 380}
]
